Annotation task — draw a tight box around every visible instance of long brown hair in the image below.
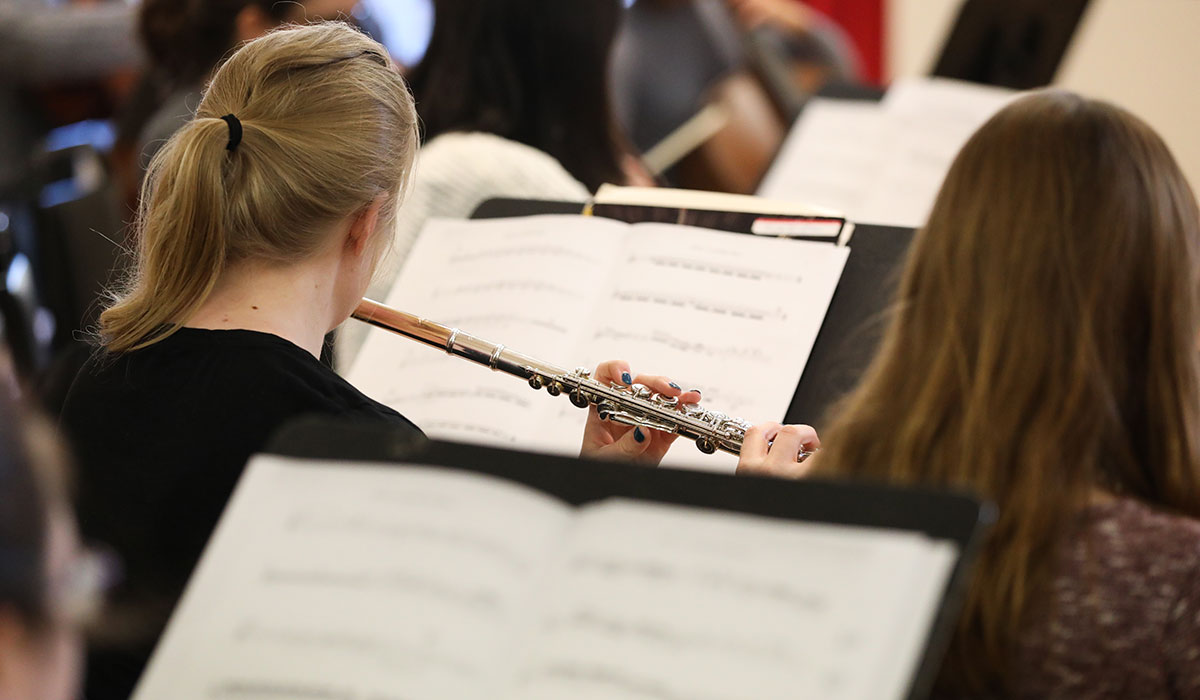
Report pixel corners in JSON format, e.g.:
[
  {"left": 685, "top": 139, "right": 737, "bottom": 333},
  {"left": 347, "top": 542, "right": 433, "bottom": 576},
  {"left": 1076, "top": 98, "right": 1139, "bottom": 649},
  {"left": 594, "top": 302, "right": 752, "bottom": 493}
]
[
  {"left": 815, "top": 89, "right": 1200, "bottom": 692},
  {"left": 101, "top": 22, "right": 418, "bottom": 353}
]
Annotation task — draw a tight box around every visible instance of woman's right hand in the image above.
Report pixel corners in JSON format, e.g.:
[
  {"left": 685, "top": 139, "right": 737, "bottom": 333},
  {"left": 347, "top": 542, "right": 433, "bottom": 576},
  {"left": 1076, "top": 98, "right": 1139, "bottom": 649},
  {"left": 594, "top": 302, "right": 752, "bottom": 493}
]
[{"left": 736, "top": 422, "right": 820, "bottom": 478}]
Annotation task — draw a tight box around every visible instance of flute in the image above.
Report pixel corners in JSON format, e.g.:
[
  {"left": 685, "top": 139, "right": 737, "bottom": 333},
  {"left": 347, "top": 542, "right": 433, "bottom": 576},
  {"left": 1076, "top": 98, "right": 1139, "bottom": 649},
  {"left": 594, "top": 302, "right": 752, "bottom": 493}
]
[{"left": 353, "top": 298, "right": 811, "bottom": 459}]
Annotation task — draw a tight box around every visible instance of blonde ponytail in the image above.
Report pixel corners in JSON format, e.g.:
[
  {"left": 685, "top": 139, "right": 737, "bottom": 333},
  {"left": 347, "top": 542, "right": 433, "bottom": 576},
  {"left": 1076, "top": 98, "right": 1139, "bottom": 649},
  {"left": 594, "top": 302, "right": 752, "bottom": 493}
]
[
  {"left": 103, "top": 118, "right": 233, "bottom": 352},
  {"left": 101, "top": 22, "right": 417, "bottom": 353}
]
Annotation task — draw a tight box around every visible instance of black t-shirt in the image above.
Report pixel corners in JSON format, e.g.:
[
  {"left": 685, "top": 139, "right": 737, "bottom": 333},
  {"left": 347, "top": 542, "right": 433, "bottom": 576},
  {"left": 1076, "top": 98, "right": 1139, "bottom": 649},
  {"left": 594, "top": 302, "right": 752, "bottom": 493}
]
[{"left": 60, "top": 328, "right": 422, "bottom": 698}]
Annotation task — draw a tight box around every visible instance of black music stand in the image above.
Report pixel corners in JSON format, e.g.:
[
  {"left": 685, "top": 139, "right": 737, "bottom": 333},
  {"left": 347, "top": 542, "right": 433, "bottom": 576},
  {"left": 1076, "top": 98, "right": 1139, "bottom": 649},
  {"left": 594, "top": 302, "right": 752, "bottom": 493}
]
[
  {"left": 933, "top": 0, "right": 1092, "bottom": 89},
  {"left": 267, "top": 416, "right": 993, "bottom": 700}
]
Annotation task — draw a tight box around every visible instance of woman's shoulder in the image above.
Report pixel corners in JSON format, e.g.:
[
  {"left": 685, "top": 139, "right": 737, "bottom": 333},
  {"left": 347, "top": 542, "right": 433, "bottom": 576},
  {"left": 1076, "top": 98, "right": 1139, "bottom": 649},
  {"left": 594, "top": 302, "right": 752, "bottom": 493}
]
[
  {"left": 63, "top": 328, "right": 419, "bottom": 450},
  {"left": 1063, "top": 497, "right": 1200, "bottom": 600},
  {"left": 419, "top": 131, "right": 589, "bottom": 197},
  {"left": 1084, "top": 496, "right": 1200, "bottom": 556},
  {"left": 423, "top": 130, "right": 557, "bottom": 159},
  {"left": 1011, "top": 498, "right": 1200, "bottom": 697},
  {"left": 67, "top": 328, "right": 369, "bottom": 413}
]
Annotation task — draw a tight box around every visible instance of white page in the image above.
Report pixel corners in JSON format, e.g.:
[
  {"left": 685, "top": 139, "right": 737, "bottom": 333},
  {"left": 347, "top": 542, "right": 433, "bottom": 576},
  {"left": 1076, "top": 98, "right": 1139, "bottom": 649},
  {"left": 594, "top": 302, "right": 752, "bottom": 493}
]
[
  {"left": 854, "top": 78, "right": 1019, "bottom": 228},
  {"left": 350, "top": 216, "right": 848, "bottom": 473},
  {"left": 757, "top": 98, "right": 891, "bottom": 215},
  {"left": 760, "top": 78, "right": 1018, "bottom": 228},
  {"left": 507, "top": 500, "right": 957, "bottom": 700},
  {"left": 134, "top": 456, "right": 576, "bottom": 699}
]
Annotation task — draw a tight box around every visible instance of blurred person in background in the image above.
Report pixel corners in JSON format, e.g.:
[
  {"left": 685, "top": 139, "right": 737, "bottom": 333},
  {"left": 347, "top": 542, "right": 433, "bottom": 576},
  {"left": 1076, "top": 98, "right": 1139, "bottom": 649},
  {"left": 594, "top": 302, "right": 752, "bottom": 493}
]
[
  {"left": 0, "top": 1, "right": 141, "bottom": 398},
  {"left": 0, "top": 383, "right": 107, "bottom": 700},
  {"left": 131, "top": 0, "right": 364, "bottom": 174},
  {"left": 0, "top": 0, "right": 140, "bottom": 199},
  {"left": 611, "top": 0, "right": 861, "bottom": 193},
  {"left": 342, "top": 0, "right": 647, "bottom": 367},
  {"left": 612, "top": 0, "right": 860, "bottom": 153}
]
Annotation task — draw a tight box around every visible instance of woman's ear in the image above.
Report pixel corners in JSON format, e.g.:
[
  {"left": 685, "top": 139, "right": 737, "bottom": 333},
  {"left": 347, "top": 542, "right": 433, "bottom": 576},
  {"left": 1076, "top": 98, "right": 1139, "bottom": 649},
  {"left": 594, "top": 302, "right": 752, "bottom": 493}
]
[{"left": 345, "top": 194, "right": 389, "bottom": 257}]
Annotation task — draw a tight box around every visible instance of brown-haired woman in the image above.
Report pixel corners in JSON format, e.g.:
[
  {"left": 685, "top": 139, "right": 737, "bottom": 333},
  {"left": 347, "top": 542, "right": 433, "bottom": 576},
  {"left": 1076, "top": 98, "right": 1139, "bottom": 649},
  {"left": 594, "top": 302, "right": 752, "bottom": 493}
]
[
  {"left": 744, "top": 89, "right": 1200, "bottom": 696},
  {"left": 60, "top": 22, "right": 699, "bottom": 698}
]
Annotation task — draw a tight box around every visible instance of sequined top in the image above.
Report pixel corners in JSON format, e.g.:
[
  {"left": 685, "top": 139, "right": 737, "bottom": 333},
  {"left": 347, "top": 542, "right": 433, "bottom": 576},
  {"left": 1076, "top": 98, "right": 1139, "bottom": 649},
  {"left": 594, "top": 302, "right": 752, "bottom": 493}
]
[{"left": 1009, "top": 497, "right": 1200, "bottom": 698}]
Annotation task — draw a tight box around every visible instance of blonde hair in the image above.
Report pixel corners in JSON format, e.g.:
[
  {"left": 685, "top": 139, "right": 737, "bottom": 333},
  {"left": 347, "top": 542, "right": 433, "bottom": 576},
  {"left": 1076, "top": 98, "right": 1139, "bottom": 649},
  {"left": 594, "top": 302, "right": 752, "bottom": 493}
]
[
  {"left": 102, "top": 22, "right": 417, "bottom": 353},
  {"left": 814, "top": 90, "right": 1200, "bottom": 692}
]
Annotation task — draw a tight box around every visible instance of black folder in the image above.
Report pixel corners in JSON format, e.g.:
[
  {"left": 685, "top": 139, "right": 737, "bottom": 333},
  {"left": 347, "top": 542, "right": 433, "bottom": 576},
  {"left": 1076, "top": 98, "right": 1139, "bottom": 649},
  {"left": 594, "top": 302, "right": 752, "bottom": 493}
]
[
  {"left": 933, "top": 0, "right": 1091, "bottom": 90},
  {"left": 267, "top": 417, "right": 993, "bottom": 700},
  {"left": 469, "top": 198, "right": 915, "bottom": 429}
]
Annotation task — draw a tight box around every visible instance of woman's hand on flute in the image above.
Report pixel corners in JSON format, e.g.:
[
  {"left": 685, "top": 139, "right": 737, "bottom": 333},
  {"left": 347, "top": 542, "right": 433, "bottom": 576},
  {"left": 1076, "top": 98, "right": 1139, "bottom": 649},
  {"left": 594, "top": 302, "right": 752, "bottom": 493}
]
[
  {"left": 580, "top": 360, "right": 701, "bottom": 466},
  {"left": 736, "top": 422, "right": 821, "bottom": 478}
]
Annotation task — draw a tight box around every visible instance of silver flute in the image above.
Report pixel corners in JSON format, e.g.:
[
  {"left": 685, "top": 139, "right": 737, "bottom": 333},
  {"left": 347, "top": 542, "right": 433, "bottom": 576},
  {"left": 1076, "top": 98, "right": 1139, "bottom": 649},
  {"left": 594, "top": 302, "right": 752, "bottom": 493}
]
[{"left": 353, "top": 298, "right": 811, "bottom": 459}]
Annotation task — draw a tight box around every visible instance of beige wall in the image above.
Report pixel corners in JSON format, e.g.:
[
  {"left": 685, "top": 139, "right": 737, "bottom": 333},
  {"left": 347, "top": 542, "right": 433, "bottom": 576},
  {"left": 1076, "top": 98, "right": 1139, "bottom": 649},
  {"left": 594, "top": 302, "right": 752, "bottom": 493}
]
[
  {"left": 885, "top": 0, "right": 965, "bottom": 80},
  {"left": 1054, "top": 0, "right": 1200, "bottom": 191}
]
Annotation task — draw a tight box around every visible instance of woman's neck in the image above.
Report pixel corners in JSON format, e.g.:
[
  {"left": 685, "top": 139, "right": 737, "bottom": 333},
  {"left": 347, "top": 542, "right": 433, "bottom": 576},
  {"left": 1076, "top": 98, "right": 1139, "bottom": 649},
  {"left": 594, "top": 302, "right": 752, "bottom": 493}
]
[{"left": 185, "top": 258, "right": 339, "bottom": 359}]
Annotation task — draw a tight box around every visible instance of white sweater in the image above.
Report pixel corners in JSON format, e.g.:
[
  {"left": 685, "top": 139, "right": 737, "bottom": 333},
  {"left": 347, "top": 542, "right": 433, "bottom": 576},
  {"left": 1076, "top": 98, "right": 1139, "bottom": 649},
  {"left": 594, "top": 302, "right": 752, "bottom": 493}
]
[{"left": 339, "top": 132, "right": 589, "bottom": 370}]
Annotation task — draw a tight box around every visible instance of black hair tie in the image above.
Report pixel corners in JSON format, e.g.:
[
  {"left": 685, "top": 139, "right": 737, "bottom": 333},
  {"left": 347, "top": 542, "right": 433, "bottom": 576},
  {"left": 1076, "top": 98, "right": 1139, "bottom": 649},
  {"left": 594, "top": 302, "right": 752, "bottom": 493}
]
[{"left": 220, "top": 114, "right": 243, "bottom": 152}]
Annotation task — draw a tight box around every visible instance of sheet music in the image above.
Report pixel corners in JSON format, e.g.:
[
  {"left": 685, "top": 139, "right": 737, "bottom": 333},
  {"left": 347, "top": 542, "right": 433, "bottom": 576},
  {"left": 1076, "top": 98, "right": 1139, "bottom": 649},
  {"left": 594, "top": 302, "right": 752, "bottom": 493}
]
[
  {"left": 759, "top": 78, "right": 1018, "bottom": 228},
  {"left": 511, "top": 500, "right": 956, "bottom": 700},
  {"left": 853, "top": 79, "right": 1019, "bottom": 227},
  {"left": 136, "top": 456, "right": 958, "bottom": 700},
  {"left": 134, "top": 456, "right": 577, "bottom": 698},
  {"left": 349, "top": 216, "right": 849, "bottom": 472},
  {"left": 757, "top": 98, "right": 890, "bottom": 216}
]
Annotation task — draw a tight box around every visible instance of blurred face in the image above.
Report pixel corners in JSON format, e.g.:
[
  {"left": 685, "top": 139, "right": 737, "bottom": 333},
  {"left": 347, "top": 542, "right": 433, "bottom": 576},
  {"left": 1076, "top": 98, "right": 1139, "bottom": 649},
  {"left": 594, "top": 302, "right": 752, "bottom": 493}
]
[
  {"left": 284, "top": 0, "right": 362, "bottom": 22},
  {"left": 240, "top": 1, "right": 364, "bottom": 43},
  {"left": 0, "top": 510, "right": 85, "bottom": 700}
]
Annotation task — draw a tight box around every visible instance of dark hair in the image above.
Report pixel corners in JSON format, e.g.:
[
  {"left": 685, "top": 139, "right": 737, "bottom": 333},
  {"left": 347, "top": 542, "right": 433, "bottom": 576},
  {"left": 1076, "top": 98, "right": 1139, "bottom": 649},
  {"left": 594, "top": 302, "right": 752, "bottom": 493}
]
[
  {"left": 139, "top": 0, "right": 295, "bottom": 87},
  {"left": 0, "top": 393, "right": 67, "bottom": 629},
  {"left": 409, "top": 0, "right": 628, "bottom": 191}
]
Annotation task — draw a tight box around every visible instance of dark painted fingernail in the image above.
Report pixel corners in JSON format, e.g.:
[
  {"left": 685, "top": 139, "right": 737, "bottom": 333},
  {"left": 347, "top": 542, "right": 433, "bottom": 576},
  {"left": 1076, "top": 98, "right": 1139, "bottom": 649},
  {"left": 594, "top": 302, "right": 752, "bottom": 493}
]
[
  {"left": 634, "top": 427, "right": 645, "bottom": 443},
  {"left": 691, "top": 388, "right": 701, "bottom": 396},
  {"left": 668, "top": 382, "right": 680, "bottom": 390},
  {"left": 621, "top": 372, "right": 633, "bottom": 385}
]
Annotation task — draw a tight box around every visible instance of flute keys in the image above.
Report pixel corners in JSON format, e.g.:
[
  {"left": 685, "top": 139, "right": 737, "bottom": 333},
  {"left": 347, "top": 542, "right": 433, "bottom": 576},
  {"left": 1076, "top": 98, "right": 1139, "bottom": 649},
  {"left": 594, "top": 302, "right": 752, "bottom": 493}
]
[{"left": 569, "top": 390, "right": 589, "bottom": 409}]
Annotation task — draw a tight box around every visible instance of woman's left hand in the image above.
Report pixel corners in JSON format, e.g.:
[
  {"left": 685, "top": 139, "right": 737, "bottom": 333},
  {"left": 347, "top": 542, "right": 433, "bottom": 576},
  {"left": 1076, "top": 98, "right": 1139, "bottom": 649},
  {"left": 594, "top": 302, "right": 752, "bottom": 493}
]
[
  {"left": 735, "top": 422, "right": 821, "bottom": 478},
  {"left": 580, "top": 360, "right": 702, "bottom": 466}
]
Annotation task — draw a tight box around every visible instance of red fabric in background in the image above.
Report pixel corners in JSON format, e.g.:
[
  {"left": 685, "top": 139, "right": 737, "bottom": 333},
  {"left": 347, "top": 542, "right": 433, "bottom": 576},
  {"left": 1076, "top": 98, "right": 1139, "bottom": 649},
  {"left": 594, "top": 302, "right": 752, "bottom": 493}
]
[{"left": 803, "top": 0, "right": 885, "bottom": 84}]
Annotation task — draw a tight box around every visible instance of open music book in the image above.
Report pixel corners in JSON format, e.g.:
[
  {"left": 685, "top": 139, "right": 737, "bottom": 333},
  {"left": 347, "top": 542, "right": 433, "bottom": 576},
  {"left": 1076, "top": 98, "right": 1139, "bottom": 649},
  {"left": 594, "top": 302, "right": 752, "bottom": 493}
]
[
  {"left": 348, "top": 215, "right": 849, "bottom": 471},
  {"left": 759, "top": 77, "right": 1018, "bottom": 228},
  {"left": 133, "top": 453, "right": 961, "bottom": 700}
]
